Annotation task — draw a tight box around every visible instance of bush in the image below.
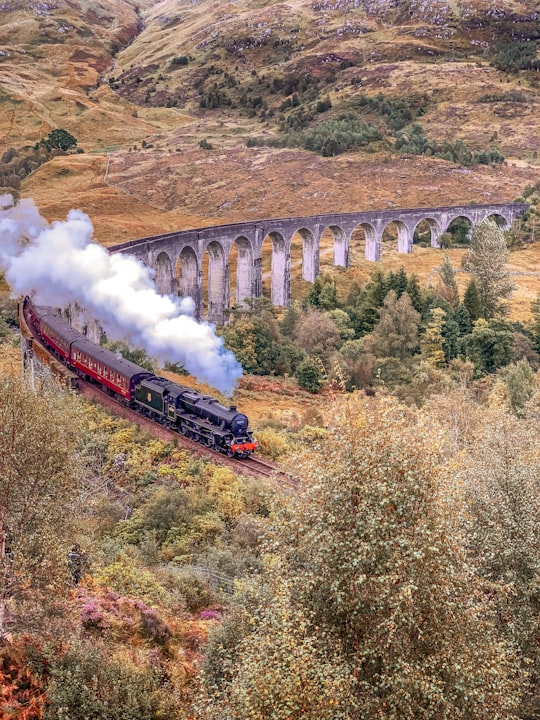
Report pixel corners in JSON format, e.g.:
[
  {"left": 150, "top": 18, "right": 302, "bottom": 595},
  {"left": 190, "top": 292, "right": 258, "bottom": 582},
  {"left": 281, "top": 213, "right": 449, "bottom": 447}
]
[
  {"left": 44, "top": 641, "right": 165, "bottom": 720},
  {"left": 294, "top": 358, "right": 324, "bottom": 392},
  {"left": 171, "top": 55, "right": 189, "bottom": 66},
  {"left": 255, "top": 427, "right": 289, "bottom": 460},
  {"left": 491, "top": 41, "right": 540, "bottom": 73},
  {"left": 160, "top": 568, "right": 216, "bottom": 612},
  {"left": 93, "top": 557, "right": 169, "bottom": 607}
]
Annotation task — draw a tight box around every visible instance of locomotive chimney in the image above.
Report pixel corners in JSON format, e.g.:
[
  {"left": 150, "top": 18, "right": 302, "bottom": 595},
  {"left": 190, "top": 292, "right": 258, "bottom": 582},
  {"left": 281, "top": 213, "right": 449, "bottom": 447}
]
[{"left": 229, "top": 405, "right": 237, "bottom": 411}]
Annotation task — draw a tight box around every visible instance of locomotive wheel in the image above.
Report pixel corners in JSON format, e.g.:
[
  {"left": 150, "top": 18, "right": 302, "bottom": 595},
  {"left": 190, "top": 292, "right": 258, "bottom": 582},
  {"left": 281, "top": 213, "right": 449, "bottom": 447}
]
[{"left": 226, "top": 448, "right": 234, "bottom": 457}]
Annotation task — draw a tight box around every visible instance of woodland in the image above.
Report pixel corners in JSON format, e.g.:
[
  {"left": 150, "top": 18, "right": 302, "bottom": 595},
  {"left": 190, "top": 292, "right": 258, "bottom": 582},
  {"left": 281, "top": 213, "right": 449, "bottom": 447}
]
[{"left": 0, "top": 0, "right": 540, "bottom": 717}]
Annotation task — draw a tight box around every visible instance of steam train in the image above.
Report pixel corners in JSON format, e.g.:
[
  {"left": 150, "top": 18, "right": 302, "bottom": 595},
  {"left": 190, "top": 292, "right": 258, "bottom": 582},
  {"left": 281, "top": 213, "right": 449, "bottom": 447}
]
[{"left": 24, "top": 298, "right": 258, "bottom": 458}]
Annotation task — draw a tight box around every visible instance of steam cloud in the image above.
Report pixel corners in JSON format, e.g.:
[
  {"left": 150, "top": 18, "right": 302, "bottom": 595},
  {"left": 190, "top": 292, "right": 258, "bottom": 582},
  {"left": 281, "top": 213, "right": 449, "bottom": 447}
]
[{"left": 0, "top": 195, "right": 242, "bottom": 395}]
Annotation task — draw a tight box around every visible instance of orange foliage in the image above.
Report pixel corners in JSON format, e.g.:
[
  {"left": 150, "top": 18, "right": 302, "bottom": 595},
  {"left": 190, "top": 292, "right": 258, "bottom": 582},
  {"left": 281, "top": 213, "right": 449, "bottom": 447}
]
[{"left": 0, "top": 641, "right": 46, "bottom": 720}]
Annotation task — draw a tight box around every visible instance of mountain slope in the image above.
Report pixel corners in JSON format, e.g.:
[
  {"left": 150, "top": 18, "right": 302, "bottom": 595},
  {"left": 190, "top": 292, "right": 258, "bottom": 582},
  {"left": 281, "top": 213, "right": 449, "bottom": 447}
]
[{"left": 0, "top": 0, "right": 538, "bottom": 237}]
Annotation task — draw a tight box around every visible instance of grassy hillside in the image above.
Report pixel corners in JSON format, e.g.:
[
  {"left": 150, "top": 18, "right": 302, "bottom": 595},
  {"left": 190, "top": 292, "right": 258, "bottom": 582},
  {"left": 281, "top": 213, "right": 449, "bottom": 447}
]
[{"left": 1, "top": 0, "right": 539, "bottom": 319}]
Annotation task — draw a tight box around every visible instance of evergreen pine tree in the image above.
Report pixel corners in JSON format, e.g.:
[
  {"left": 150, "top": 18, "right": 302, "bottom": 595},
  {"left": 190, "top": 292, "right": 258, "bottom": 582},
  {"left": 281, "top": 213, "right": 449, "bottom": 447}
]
[
  {"left": 304, "top": 276, "right": 323, "bottom": 308},
  {"left": 454, "top": 302, "right": 472, "bottom": 335},
  {"left": 280, "top": 304, "right": 300, "bottom": 338},
  {"left": 318, "top": 276, "right": 338, "bottom": 310},
  {"left": 463, "top": 279, "right": 483, "bottom": 322},
  {"left": 353, "top": 270, "right": 389, "bottom": 335},
  {"left": 405, "top": 274, "right": 424, "bottom": 313},
  {"left": 441, "top": 317, "right": 460, "bottom": 361},
  {"left": 392, "top": 267, "right": 409, "bottom": 297}
]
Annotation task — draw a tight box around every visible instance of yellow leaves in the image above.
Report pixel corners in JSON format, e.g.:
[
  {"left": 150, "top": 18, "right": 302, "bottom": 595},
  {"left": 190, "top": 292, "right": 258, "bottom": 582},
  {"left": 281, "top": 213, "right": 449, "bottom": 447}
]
[
  {"left": 107, "top": 425, "right": 139, "bottom": 457},
  {"left": 255, "top": 427, "right": 289, "bottom": 461},
  {"left": 207, "top": 466, "right": 245, "bottom": 522}
]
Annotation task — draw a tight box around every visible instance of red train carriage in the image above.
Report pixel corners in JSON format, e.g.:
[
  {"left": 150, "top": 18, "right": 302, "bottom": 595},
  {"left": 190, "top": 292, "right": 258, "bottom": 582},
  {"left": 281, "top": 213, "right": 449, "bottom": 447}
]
[{"left": 70, "top": 337, "right": 152, "bottom": 400}]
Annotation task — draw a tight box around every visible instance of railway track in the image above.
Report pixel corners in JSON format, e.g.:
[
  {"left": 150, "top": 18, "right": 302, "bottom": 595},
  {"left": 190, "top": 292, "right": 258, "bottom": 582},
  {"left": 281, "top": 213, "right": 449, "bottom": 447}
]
[
  {"left": 78, "top": 377, "right": 291, "bottom": 480},
  {"left": 19, "top": 302, "right": 294, "bottom": 483}
]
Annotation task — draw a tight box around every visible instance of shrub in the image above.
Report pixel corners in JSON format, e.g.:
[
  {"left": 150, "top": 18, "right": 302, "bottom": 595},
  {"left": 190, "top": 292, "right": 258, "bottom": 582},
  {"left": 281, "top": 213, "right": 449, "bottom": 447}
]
[
  {"left": 255, "top": 427, "right": 289, "bottom": 460},
  {"left": 44, "top": 641, "right": 165, "bottom": 720},
  {"left": 171, "top": 55, "right": 189, "bottom": 66},
  {"left": 294, "top": 358, "right": 325, "bottom": 392},
  {"left": 93, "top": 557, "right": 169, "bottom": 607},
  {"left": 491, "top": 41, "right": 540, "bottom": 73},
  {"left": 160, "top": 568, "right": 216, "bottom": 612}
]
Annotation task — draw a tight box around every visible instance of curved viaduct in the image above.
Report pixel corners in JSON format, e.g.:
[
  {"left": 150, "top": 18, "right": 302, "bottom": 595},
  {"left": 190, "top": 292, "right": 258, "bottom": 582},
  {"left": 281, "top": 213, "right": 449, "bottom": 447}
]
[{"left": 110, "top": 202, "right": 528, "bottom": 325}]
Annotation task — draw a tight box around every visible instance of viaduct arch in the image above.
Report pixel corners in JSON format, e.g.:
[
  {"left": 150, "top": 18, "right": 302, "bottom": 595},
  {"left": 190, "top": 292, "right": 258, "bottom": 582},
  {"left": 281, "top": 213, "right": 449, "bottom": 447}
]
[{"left": 110, "top": 202, "right": 528, "bottom": 325}]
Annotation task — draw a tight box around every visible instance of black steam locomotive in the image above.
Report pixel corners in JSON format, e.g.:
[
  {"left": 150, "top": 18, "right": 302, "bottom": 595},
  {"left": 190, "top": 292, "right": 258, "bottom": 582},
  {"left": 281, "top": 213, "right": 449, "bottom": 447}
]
[{"left": 24, "top": 298, "right": 258, "bottom": 458}]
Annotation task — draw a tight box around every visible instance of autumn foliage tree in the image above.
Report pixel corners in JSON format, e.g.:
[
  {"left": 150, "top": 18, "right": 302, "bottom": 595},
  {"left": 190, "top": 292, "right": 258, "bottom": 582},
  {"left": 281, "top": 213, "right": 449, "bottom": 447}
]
[
  {"left": 200, "top": 394, "right": 521, "bottom": 720},
  {"left": 0, "top": 372, "right": 83, "bottom": 638},
  {"left": 367, "top": 290, "right": 420, "bottom": 360},
  {"left": 462, "top": 219, "right": 515, "bottom": 318}
]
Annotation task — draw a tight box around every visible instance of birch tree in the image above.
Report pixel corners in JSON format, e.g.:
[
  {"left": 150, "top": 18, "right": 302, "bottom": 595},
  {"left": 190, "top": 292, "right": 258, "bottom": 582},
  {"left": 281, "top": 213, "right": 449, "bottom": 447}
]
[
  {"left": 0, "top": 372, "right": 82, "bottom": 638},
  {"left": 201, "top": 395, "right": 521, "bottom": 720},
  {"left": 462, "top": 219, "right": 515, "bottom": 318}
]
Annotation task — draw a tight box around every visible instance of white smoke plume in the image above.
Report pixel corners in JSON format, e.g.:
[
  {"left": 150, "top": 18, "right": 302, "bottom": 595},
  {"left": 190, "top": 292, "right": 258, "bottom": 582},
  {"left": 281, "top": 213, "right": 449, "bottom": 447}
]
[{"left": 0, "top": 195, "right": 243, "bottom": 395}]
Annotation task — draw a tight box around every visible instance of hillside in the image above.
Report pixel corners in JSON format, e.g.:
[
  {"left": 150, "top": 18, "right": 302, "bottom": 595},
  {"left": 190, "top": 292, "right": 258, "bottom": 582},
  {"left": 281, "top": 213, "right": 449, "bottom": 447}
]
[{"left": 0, "top": 0, "right": 539, "bottom": 235}]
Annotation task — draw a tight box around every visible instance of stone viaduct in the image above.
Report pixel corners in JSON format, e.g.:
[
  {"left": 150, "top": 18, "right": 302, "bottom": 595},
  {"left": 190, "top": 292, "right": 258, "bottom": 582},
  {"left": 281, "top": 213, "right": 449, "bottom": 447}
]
[{"left": 110, "top": 202, "right": 528, "bottom": 325}]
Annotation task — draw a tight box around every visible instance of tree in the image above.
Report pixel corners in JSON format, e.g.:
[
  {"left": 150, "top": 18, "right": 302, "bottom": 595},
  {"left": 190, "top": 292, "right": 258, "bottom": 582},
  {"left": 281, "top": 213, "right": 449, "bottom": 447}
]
[
  {"left": 388, "top": 266, "right": 408, "bottom": 297},
  {"left": 223, "top": 299, "right": 281, "bottom": 374},
  {"left": 304, "top": 274, "right": 338, "bottom": 311},
  {"left": 279, "top": 304, "right": 300, "bottom": 338},
  {"left": 420, "top": 307, "right": 446, "bottom": 366},
  {"left": 463, "top": 279, "right": 483, "bottom": 322},
  {"left": 462, "top": 219, "right": 515, "bottom": 318},
  {"left": 441, "top": 316, "right": 460, "bottom": 361},
  {"left": 503, "top": 358, "right": 536, "bottom": 416},
  {"left": 368, "top": 290, "right": 420, "bottom": 360},
  {"left": 463, "top": 319, "right": 514, "bottom": 375},
  {"left": 405, "top": 274, "right": 424, "bottom": 313},
  {"left": 459, "top": 409, "right": 540, "bottom": 717},
  {"left": 328, "top": 308, "right": 355, "bottom": 341},
  {"left": 529, "top": 291, "right": 540, "bottom": 352},
  {"left": 44, "top": 129, "right": 78, "bottom": 151},
  {"left": 436, "top": 254, "right": 460, "bottom": 307},
  {"left": 455, "top": 301, "right": 473, "bottom": 334},
  {"left": 106, "top": 340, "right": 155, "bottom": 372},
  {"left": 349, "top": 269, "right": 389, "bottom": 335},
  {"left": 0, "top": 372, "right": 83, "bottom": 637},
  {"left": 294, "top": 309, "right": 341, "bottom": 361},
  {"left": 201, "top": 395, "right": 520, "bottom": 720},
  {"left": 294, "top": 357, "right": 324, "bottom": 393}
]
